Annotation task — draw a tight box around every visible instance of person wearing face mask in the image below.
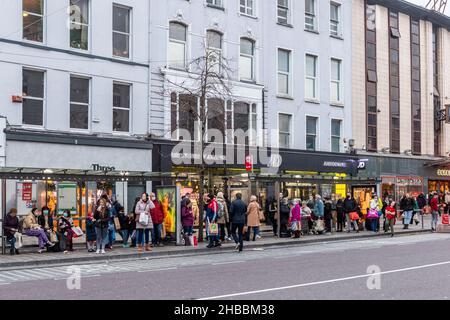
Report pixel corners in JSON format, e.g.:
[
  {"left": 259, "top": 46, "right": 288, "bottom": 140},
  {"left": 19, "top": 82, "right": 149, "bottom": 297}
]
[
  {"left": 343, "top": 193, "right": 359, "bottom": 233},
  {"left": 23, "top": 208, "right": 55, "bottom": 254},
  {"left": 135, "top": 192, "right": 155, "bottom": 253},
  {"left": 58, "top": 210, "right": 76, "bottom": 253},
  {"left": 94, "top": 198, "right": 111, "bottom": 254},
  {"left": 39, "top": 206, "right": 58, "bottom": 252}
]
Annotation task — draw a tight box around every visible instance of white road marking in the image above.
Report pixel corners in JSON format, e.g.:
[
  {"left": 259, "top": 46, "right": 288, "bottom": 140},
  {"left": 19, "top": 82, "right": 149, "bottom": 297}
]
[
  {"left": 137, "top": 267, "right": 177, "bottom": 273},
  {"left": 199, "top": 260, "right": 450, "bottom": 300},
  {"left": 212, "top": 261, "right": 245, "bottom": 266},
  {"left": 0, "top": 283, "right": 11, "bottom": 286}
]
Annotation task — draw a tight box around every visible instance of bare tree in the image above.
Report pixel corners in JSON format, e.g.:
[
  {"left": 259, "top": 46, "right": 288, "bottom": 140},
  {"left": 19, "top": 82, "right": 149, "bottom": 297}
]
[{"left": 161, "top": 39, "right": 235, "bottom": 242}]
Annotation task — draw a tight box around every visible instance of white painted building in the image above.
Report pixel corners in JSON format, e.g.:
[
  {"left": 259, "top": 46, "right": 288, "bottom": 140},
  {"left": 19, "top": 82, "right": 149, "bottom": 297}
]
[{"left": 0, "top": 0, "right": 152, "bottom": 216}]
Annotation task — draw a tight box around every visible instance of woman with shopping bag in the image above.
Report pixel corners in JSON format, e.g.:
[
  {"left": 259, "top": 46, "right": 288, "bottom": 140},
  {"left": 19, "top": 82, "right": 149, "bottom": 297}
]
[
  {"left": 135, "top": 192, "right": 155, "bottom": 253},
  {"left": 289, "top": 200, "right": 301, "bottom": 239}
]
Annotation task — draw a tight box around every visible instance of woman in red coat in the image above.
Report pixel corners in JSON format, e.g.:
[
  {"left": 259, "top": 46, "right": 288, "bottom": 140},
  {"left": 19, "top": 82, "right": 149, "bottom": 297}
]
[{"left": 150, "top": 193, "right": 165, "bottom": 247}]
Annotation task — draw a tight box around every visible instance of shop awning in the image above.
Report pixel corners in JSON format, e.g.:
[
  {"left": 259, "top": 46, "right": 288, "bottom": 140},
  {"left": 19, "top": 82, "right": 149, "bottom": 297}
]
[
  {"left": 424, "top": 158, "right": 450, "bottom": 168},
  {"left": 0, "top": 167, "right": 178, "bottom": 182}
]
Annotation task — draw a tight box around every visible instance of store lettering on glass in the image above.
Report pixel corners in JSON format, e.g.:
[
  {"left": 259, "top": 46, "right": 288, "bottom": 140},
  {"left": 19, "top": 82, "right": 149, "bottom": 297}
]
[{"left": 437, "top": 169, "right": 450, "bottom": 177}]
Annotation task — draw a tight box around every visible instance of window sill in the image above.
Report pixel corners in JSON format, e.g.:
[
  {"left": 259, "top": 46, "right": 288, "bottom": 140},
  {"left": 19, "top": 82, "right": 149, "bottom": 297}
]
[
  {"left": 277, "top": 94, "right": 294, "bottom": 100},
  {"left": 240, "top": 79, "right": 257, "bottom": 85},
  {"left": 304, "top": 28, "right": 319, "bottom": 35},
  {"left": 277, "top": 22, "right": 293, "bottom": 28},
  {"left": 239, "top": 13, "right": 258, "bottom": 20},
  {"left": 330, "top": 34, "right": 344, "bottom": 40},
  {"left": 330, "top": 102, "right": 344, "bottom": 108},
  {"left": 206, "top": 4, "right": 225, "bottom": 11},
  {"left": 305, "top": 98, "right": 320, "bottom": 104}
]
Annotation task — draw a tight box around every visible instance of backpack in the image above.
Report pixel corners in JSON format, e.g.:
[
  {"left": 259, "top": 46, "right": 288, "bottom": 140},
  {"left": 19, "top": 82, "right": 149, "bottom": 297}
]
[{"left": 217, "top": 201, "right": 225, "bottom": 218}]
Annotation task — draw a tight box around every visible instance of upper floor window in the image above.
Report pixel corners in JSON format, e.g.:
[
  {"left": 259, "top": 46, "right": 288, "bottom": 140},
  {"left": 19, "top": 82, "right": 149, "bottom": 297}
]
[
  {"left": 331, "top": 58, "right": 342, "bottom": 103},
  {"left": 330, "top": 2, "right": 341, "bottom": 37},
  {"left": 278, "top": 49, "right": 291, "bottom": 95},
  {"left": 305, "top": 54, "right": 318, "bottom": 100},
  {"left": 331, "top": 119, "right": 341, "bottom": 152},
  {"left": 69, "top": 0, "right": 89, "bottom": 50},
  {"left": 206, "top": 30, "right": 223, "bottom": 74},
  {"left": 277, "top": 0, "right": 291, "bottom": 25},
  {"left": 279, "top": 113, "right": 292, "bottom": 148},
  {"left": 240, "top": 38, "right": 255, "bottom": 81},
  {"left": 23, "top": 0, "right": 44, "bottom": 43},
  {"left": 240, "top": 0, "right": 255, "bottom": 16},
  {"left": 22, "top": 69, "right": 45, "bottom": 126},
  {"left": 169, "top": 22, "right": 187, "bottom": 69},
  {"left": 206, "top": 0, "right": 224, "bottom": 8},
  {"left": 305, "top": 0, "right": 317, "bottom": 31},
  {"left": 113, "top": 83, "right": 131, "bottom": 133},
  {"left": 113, "top": 5, "right": 131, "bottom": 58},
  {"left": 306, "top": 116, "right": 318, "bottom": 151},
  {"left": 70, "top": 76, "right": 90, "bottom": 130}
]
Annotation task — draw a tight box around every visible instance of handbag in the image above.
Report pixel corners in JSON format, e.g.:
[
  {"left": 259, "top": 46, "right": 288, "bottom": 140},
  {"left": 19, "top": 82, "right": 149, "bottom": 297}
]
[
  {"left": 114, "top": 217, "right": 121, "bottom": 231},
  {"left": 350, "top": 212, "right": 359, "bottom": 221},
  {"left": 71, "top": 226, "right": 84, "bottom": 237},
  {"left": 49, "top": 230, "right": 58, "bottom": 243},
  {"left": 14, "top": 233, "right": 23, "bottom": 249},
  {"left": 367, "top": 209, "right": 379, "bottom": 219},
  {"left": 138, "top": 212, "right": 149, "bottom": 226},
  {"left": 442, "top": 214, "right": 449, "bottom": 225},
  {"left": 423, "top": 206, "right": 431, "bottom": 215},
  {"left": 259, "top": 210, "right": 266, "bottom": 222},
  {"left": 290, "top": 221, "right": 300, "bottom": 232}
]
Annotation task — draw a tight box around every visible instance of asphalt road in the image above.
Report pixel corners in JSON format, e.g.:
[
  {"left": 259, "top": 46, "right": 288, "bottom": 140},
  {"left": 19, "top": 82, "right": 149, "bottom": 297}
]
[{"left": 1, "top": 233, "right": 450, "bottom": 300}]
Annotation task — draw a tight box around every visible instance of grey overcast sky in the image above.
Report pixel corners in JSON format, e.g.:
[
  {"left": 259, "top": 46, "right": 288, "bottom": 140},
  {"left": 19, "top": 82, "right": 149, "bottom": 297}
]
[{"left": 405, "top": 0, "right": 450, "bottom": 15}]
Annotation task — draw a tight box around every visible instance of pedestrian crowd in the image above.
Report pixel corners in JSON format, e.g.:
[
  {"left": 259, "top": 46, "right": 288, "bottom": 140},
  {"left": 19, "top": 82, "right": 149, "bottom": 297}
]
[{"left": 2, "top": 190, "right": 450, "bottom": 255}]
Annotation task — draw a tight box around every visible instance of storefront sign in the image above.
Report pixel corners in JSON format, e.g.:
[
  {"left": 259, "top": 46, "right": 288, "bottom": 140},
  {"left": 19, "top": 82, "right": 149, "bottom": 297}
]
[
  {"left": 323, "top": 161, "right": 347, "bottom": 168},
  {"left": 245, "top": 155, "right": 253, "bottom": 172},
  {"left": 22, "top": 182, "right": 32, "bottom": 201},
  {"left": 92, "top": 164, "right": 116, "bottom": 172},
  {"left": 357, "top": 159, "right": 369, "bottom": 170},
  {"left": 437, "top": 169, "right": 450, "bottom": 177}
]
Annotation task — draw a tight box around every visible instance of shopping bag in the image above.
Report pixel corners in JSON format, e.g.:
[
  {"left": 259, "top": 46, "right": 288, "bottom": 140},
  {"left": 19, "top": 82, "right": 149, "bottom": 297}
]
[
  {"left": 350, "top": 212, "right": 359, "bottom": 221},
  {"left": 442, "top": 214, "right": 449, "bottom": 225},
  {"left": 14, "top": 233, "right": 23, "bottom": 249},
  {"left": 259, "top": 210, "right": 266, "bottom": 222},
  {"left": 49, "top": 230, "right": 58, "bottom": 243},
  {"left": 138, "top": 212, "right": 149, "bottom": 226},
  {"left": 114, "top": 217, "right": 121, "bottom": 231},
  {"left": 367, "top": 209, "right": 379, "bottom": 219},
  {"left": 423, "top": 206, "right": 431, "bottom": 215},
  {"left": 208, "top": 222, "right": 219, "bottom": 236},
  {"left": 71, "top": 226, "right": 84, "bottom": 238}
]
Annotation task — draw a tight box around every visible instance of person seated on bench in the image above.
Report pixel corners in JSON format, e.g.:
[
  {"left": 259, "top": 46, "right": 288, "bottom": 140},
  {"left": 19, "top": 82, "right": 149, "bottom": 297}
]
[
  {"left": 58, "top": 210, "right": 75, "bottom": 253},
  {"left": 23, "top": 208, "right": 55, "bottom": 254},
  {"left": 3, "top": 208, "right": 20, "bottom": 255}
]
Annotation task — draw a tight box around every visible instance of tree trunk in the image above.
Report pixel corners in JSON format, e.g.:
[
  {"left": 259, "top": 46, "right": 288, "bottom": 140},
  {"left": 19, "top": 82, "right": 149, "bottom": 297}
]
[{"left": 198, "top": 169, "right": 205, "bottom": 242}]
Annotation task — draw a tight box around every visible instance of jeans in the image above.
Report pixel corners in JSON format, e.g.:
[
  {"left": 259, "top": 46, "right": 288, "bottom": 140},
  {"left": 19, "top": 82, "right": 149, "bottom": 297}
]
[
  {"left": 431, "top": 211, "right": 439, "bottom": 230},
  {"left": 183, "top": 226, "right": 193, "bottom": 236},
  {"left": 346, "top": 213, "right": 359, "bottom": 232},
  {"left": 370, "top": 218, "right": 378, "bottom": 232},
  {"left": 121, "top": 230, "right": 129, "bottom": 245},
  {"left": 96, "top": 227, "right": 108, "bottom": 250},
  {"left": 7, "top": 236, "right": 16, "bottom": 254},
  {"left": 152, "top": 224, "right": 163, "bottom": 245},
  {"left": 25, "top": 229, "right": 50, "bottom": 249},
  {"left": 403, "top": 210, "right": 413, "bottom": 225},
  {"left": 245, "top": 226, "right": 260, "bottom": 241},
  {"left": 137, "top": 229, "right": 151, "bottom": 246},
  {"left": 231, "top": 223, "right": 244, "bottom": 251}
]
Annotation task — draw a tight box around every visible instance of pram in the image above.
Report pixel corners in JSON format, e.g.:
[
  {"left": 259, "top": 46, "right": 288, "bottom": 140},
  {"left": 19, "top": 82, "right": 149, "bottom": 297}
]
[{"left": 312, "top": 219, "right": 326, "bottom": 235}]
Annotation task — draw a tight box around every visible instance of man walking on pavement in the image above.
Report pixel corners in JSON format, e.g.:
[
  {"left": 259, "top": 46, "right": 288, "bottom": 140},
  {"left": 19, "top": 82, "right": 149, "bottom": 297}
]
[
  {"left": 430, "top": 193, "right": 440, "bottom": 232},
  {"left": 229, "top": 193, "right": 247, "bottom": 252}
]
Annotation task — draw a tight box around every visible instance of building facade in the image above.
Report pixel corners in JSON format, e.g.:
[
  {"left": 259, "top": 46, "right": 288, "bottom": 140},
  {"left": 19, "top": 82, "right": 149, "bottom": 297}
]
[
  {"left": 0, "top": 0, "right": 153, "bottom": 220},
  {"left": 352, "top": 0, "right": 450, "bottom": 201}
]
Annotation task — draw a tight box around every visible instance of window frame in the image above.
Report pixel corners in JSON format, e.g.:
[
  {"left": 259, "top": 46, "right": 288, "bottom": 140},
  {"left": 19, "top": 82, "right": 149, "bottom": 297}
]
[
  {"left": 305, "top": 0, "right": 317, "bottom": 32},
  {"left": 330, "top": 1, "right": 342, "bottom": 37},
  {"left": 330, "top": 118, "right": 342, "bottom": 153},
  {"left": 169, "top": 21, "right": 188, "bottom": 70},
  {"left": 305, "top": 116, "right": 318, "bottom": 151},
  {"left": 239, "top": 37, "right": 256, "bottom": 82},
  {"left": 112, "top": 3, "right": 132, "bottom": 59},
  {"left": 330, "top": 58, "right": 343, "bottom": 104},
  {"left": 22, "top": 0, "right": 45, "bottom": 43},
  {"left": 113, "top": 82, "right": 132, "bottom": 134},
  {"left": 69, "top": 75, "right": 91, "bottom": 131},
  {"left": 206, "top": 29, "right": 224, "bottom": 75},
  {"left": 277, "top": 48, "right": 292, "bottom": 97},
  {"left": 278, "top": 112, "right": 293, "bottom": 149},
  {"left": 22, "top": 68, "right": 46, "bottom": 128},
  {"left": 69, "top": 0, "right": 90, "bottom": 51},
  {"left": 277, "top": 0, "right": 291, "bottom": 25},
  {"left": 305, "top": 54, "right": 319, "bottom": 101},
  {"left": 240, "top": 0, "right": 256, "bottom": 17}
]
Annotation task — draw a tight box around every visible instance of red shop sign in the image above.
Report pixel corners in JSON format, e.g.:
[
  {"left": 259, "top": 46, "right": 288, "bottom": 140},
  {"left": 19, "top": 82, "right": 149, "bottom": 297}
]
[
  {"left": 245, "top": 155, "right": 253, "bottom": 172},
  {"left": 22, "top": 183, "right": 32, "bottom": 201}
]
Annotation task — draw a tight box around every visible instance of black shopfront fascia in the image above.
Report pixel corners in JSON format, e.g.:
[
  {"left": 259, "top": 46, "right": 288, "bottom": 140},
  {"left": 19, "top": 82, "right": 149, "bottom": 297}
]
[{"left": 151, "top": 141, "right": 359, "bottom": 178}]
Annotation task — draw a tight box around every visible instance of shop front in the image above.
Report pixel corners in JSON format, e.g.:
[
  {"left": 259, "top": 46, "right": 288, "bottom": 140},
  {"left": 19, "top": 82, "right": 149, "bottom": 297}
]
[
  {"left": 1, "top": 130, "right": 153, "bottom": 230},
  {"left": 152, "top": 140, "right": 360, "bottom": 206},
  {"left": 424, "top": 160, "right": 450, "bottom": 199}
]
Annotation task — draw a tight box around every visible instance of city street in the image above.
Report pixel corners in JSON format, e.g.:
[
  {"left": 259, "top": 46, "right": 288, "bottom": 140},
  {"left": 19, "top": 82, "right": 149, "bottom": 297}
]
[{"left": 1, "top": 233, "right": 450, "bottom": 300}]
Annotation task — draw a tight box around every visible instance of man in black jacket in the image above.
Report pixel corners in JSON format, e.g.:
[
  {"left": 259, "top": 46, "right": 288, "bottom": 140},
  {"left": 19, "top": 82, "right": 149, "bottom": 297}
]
[
  {"left": 229, "top": 193, "right": 247, "bottom": 252},
  {"left": 343, "top": 193, "right": 358, "bottom": 233}
]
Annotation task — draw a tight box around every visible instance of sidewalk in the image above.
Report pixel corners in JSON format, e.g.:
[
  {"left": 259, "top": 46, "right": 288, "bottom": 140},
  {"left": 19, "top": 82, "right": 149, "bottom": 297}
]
[{"left": 0, "top": 216, "right": 433, "bottom": 270}]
